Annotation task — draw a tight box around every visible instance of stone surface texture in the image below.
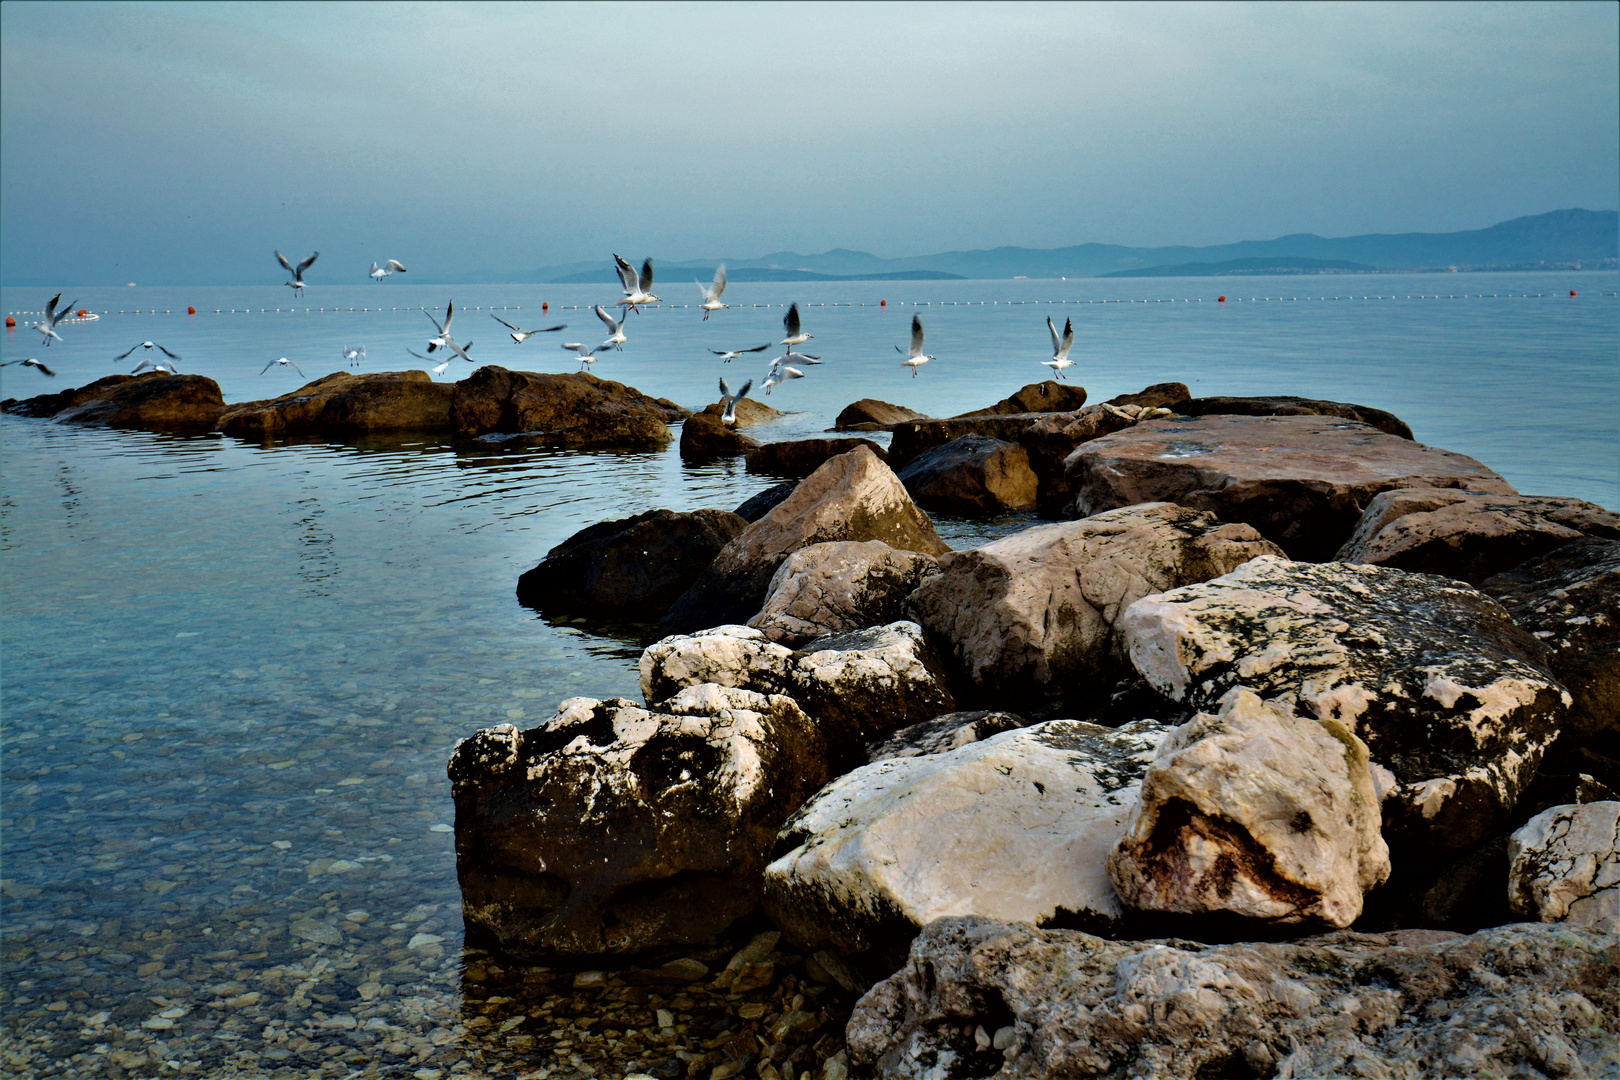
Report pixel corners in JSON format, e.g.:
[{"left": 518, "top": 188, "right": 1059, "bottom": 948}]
[
  {"left": 1122, "top": 555, "right": 1571, "bottom": 853},
  {"left": 218, "top": 371, "right": 456, "bottom": 437},
  {"left": 747, "top": 540, "right": 940, "bottom": 646},
  {"left": 661, "top": 446, "right": 948, "bottom": 633},
  {"left": 894, "top": 434, "right": 1039, "bottom": 515},
  {"left": 953, "top": 381, "right": 1088, "bottom": 419},
  {"left": 1068, "top": 413, "right": 1515, "bottom": 561},
  {"left": 449, "top": 366, "right": 687, "bottom": 449},
  {"left": 746, "top": 438, "right": 887, "bottom": 478},
  {"left": 763, "top": 720, "right": 1168, "bottom": 974},
  {"left": 733, "top": 482, "right": 797, "bottom": 523},
  {"left": 1013, "top": 384, "right": 1192, "bottom": 509},
  {"left": 835, "top": 399, "right": 929, "bottom": 431},
  {"left": 515, "top": 508, "right": 749, "bottom": 622},
  {"left": 865, "top": 711, "right": 1027, "bottom": 763},
  {"left": 1172, "top": 394, "right": 1415, "bottom": 439},
  {"left": 887, "top": 416, "right": 1052, "bottom": 472},
  {"left": 847, "top": 916, "right": 1620, "bottom": 1080},
  {"left": 680, "top": 411, "right": 761, "bottom": 459},
  {"left": 1507, "top": 800, "right": 1620, "bottom": 926},
  {"left": 907, "top": 504, "right": 1282, "bottom": 707},
  {"left": 448, "top": 687, "right": 828, "bottom": 959},
  {"left": 1108, "top": 688, "right": 1390, "bottom": 928},
  {"left": 5, "top": 372, "right": 225, "bottom": 432},
  {"left": 1337, "top": 488, "right": 1620, "bottom": 584}
]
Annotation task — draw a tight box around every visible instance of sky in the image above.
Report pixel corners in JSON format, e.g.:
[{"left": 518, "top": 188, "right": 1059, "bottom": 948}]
[{"left": 2, "top": 1, "right": 1616, "bottom": 285}]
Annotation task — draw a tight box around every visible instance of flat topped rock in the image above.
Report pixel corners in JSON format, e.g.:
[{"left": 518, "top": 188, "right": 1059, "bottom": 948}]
[
  {"left": 954, "top": 380, "right": 1088, "bottom": 418},
  {"left": 1173, "top": 395, "right": 1413, "bottom": 439},
  {"left": 219, "top": 370, "right": 454, "bottom": 437},
  {"left": 1069, "top": 413, "right": 1514, "bottom": 561},
  {"left": 699, "top": 396, "right": 782, "bottom": 428},
  {"left": 5, "top": 372, "right": 224, "bottom": 432},
  {"left": 835, "top": 399, "right": 929, "bottom": 431},
  {"left": 451, "top": 366, "right": 688, "bottom": 450}
]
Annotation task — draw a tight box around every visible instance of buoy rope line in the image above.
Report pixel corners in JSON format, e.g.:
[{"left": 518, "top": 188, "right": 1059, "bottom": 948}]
[{"left": 6, "top": 293, "right": 1614, "bottom": 318}]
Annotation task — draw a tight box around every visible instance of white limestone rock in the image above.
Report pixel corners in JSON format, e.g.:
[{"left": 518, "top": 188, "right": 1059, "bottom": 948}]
[
  {"left": 864, "top": 710, "right": 1027, "bottom": 763},
  {"left": 748, "top": 539, "right": 940, "bottom": 646},
  {"left": 1508, "top": 800, "right": 1620, "bottom": 927}
]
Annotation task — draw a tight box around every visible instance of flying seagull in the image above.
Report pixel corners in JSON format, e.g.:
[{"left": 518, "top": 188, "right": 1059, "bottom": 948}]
[
  {"left": 410, "top": 348, "right": 456, "bottom": 378},
  {"left": 275, "top": 250, "right": 318, "bottom": 296},
  {"left": 1, "top": 358, "right": 56, "bottom": 377},
  {"left": 762, "top": 365, "right": 803, "bottom": 395},
  {"left": 718, "top": 377, "right": 752, "bottom": 427},
  {"left": 369, "top": 260, "right": 407, "bottom": 281},
  {"left": 422, "top": 302, "right": 455, "bottom": 352},
  {"left": 342, "top": 345, "right": 366, "bottom": 366},
  {"left": 594, "top": 305, "right": 629, "bottom": 351},
  {"left": 114, "top": 341, "right": 181, "bottom": 362},
  {"left": 130, "top": 357, "right": 180, "bottom": 375},
  {"left": 491, "top": 314, "right": 567, "bottom": 343},
  {"left": 33, "top": 294, "right": 78, "bottom": 347},
  {"left": 780, "top": 302, "right": 812, "bottom": 348},
  {"left": 1043, "top": 316, "right": 1075, "bottom": 379},
  {"left": 897, "top": 314, "right": 934, "bottom": 378},
  {"left": 562, "top": 340, "right": 611, "bottom": 370},
  {"left": 260, "top": 356, "right": 305, "bottom": 377},
  {"left": 774, "top": 348, "right": 821, "bottom": 366},
  {"left": 613, "top": 254, "right": 661, "bottom": 313},
  {"left": 709, "top": 344, "right": 771, "bottom": 363},
  {"left": 698, "top": 265, "right": 729, "bottom": 320}
]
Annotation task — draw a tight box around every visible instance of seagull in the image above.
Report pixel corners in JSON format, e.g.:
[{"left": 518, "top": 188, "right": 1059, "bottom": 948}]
[
  {"left": 342, "top": 345, "right": 366, "bottom": 366},
  {"left": 410, "top": 349, "right": 455, "bottom": 378},
  {"left": 698, "top": 265, "right": 729, "bottom": 320},
  {"left": 130, "top": 357, "right": 180, "bottom": 375},
  {"left": 422, "top": 302, "right": 455, "bottom": 352},
  {"left": 774, "top": 348, "right": 821, "bottom": 366},
  {"left": 613, "top": 254, "right": 661, "bottom": 312},
  {"left": 897, "top": 314, "right": 934, "bottom": 378},
  {"left": 594, "top": 305, "right": 628, "bottom": 350},
  {"left": 562, "top": 341, "right": 610, "bottom": 370},
  {"left": 114, "top": 341, "right": 181, "bottom": 363},
  {"left": 491, "top": 314, "right": 566, "bottom": 343},
  {"left": 709, "top": 345, "right": 771, "bottom": 363},
  {"left": 442, "top": 338, "right": 476, "bottom": 365},
  {"left": 1, "top": 358, "right": 55, "bottom": 377},
  {"left": 369, "top": 260, "right": 407, "bottom": 281},
  {"left": 780, "top": 302, "right": 812, "bottom": 348},
  {"left": 762, "top": 366, "right": 803, "bottom": 395},
  {"left": 718, "top": 377, "right": 752, "bottom": 427},
  {"left": 33, "top": 294, "right": 78, "bottom": 347},
  {"left": 275, "top": 251, "right": 318, "bottom": 296},
  {"left": 1043, "top": 316, "right": 1075, "bottom": 379},
  {"left": 260, "top": 357, "right": 305, "bottom": 377}
]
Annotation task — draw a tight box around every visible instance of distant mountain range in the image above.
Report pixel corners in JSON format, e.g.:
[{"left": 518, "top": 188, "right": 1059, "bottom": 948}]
[{"left": 454, "top": 208, "right": 1616, "bottom": 283}]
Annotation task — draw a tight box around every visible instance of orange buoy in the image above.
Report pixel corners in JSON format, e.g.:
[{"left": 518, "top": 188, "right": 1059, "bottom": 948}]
[
  {"left": 4, "top": 316, "right": 14, "bottom": 328},
  {"left": 77, "top": 308, "right": 89, "bottom": 317},
  {"left": 880, "top": 299, "right": 887, "bottom": 307},
  {"left": 188, "top": 306, "right": 196, "bottom": 315},
  {"left": 1218, "top": 295, "right": 1226, "bottom": 302},
  {"left": 1570, "top": 290, "right": 1577, "bottom": 297},
  {"left": 542, "top": 301, "right": 549, "bottom": 311}
]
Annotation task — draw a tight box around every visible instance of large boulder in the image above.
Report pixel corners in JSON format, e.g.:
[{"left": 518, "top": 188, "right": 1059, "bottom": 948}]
[
  {"left": 640, "top": 622, "right": 956, "bottom": 771},
  {"left": 887, "top": 415, "right": 1049, "bottom": 471},
  {"left": 4, "top": 372, "right": 224, "bottom": 432},
  {"left": 662, "top": 446, "right": 949, "bottom": 633},
  {"left": 748, "top": 540, "right": 940, "bottom": 646},
  {"left": 1173, "top": 394, "right": 1414, "bottom": 439},
  {"left": 953, "top": 380, "right": 1088, "bottom": 418},
  {"left": 1122, "top": 555, "right": 1570, "bottom": 854},
  {"left": 516, "top": 509, "right": 749, "bottom": 622},
  {"left": 1337, "top": 488, "right": 1620, "bottom": 584},
  {"left": 895, "top": 434, "right": 1039, "bottom": 515},
  {"left": 835, "top": 399, "right": 929, "bottom": 432},
  {"left": 1507, "top": 801, "right": 1620, "bottom": 927},
  {"left": 699, "top": 395, "right": 782, "bottom": 428},
  {"left": 1018, "top": 404, "right": 1173, "bottom": 510},
  {"left": 763, "top": 720, "right": 1167, "bottom": 979},
  {"left": 1068, "top": 413, "right": 1515, "bottom": 561},
  {"left": 218, "top": 370, "right": 455, "bottom": 437},
  {"left": 907, "top": 504, "right": 1282, "bottom": 708},
  {"left": 733, "top": 482, "right": 797, "bottom": 523},
  {"left": 1108, "top": 689, "right": 1390, "bottom": 929},
  {"left": 448, "top": 687, "right": 828, "bottom": 960},
  {"left": 847, "top": 917, "right": 1620, "bottom": 1080},
  {"left": 680, "top": 411, "right": 760, "bottom": 460},
  {"left": 747, "top": 437, "right": 886, "bottom": 478},
  {"left": 449, "top": 366, "right": 687, "bottom": 449}
]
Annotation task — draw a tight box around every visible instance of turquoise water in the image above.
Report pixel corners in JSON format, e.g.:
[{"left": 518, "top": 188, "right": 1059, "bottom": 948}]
[{"left": 0, "top": 271, "right": 1615, "bottom": 1077}]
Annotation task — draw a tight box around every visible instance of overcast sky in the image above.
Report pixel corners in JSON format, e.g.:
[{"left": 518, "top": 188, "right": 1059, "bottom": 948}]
[{"left": 2, "top": 1, "right": 1615, "bottom": 284}]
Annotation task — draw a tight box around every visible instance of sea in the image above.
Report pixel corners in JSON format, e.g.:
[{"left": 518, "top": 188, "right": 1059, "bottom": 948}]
[{"left": 1, "top": 271, "right": 1615, "bottom": 1078}]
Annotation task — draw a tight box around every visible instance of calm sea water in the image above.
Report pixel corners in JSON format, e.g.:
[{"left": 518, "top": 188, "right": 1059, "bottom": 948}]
[{"left": 1, "top": 272, "right": 1615, "bottom": 1077}]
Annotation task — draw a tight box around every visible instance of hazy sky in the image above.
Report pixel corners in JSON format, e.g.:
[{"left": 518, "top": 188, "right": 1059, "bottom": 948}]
[{"left": 2, "top": 1, "right": 1616, "bottom": 284}]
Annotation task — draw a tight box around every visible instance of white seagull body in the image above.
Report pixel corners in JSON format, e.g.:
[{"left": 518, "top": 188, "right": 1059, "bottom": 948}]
[
  {"left": 260, "top": 357, "right": 305, "bottom": 377},
  {"left": 762, "top": 366, "right": 803, "bottom": 395},
  {"left": 130, "top": 357, "right": 180, "bottom": 375},
  {"left": 275, "top": 250, "right": 318, "bottom": 296},
  {"left": 342, "top": 345, "right": 366, "bottom": 366},
  {"left": 594, "top": 305, "right": 628, "bottom": 350},
  {"left": 1, "top": 358, "right": 56, "bottom": 377},
  {"left": 698, "top": 265, "right": 729, "bottom": 319},
  {"left": 774, "top": 348, "right": 821, "bottom": 366},
  {"left": 491, "top": 314, "right": 567, "bottom": 343},
  {"left": 780, "top": 302, "right": 812, "bottom": 348},
  {"left": 613, "top": 254, "right": 661, "bottom": 312},
  {"left": 422, "top": 302, "right": 455, "bottom": 352},
  {"left": 1043, "top": 316, "right": 1075, "bottom": 379},
  {"left": 562, "top": 341, "right": 610, "bottom": 370},
  {"left": 369, "top": 260, "right": 407, "bottom": 281},
  {"left": 407, "top": 348, "right": 455, "bottom": 378},
  {"left": 897, "top": 314, "right": 935, "bottom": 377},
  {"left": 33, "top": 294, "right": 78, "bottom": 347},
  {"left": 114, "top": 341, "right": 181, "bottom": 363},
  {"left": 709, "top": 345, "right": 771, "bottom": 363},
  {"left": 718, "top": 376, "right": 752, "bottom": 426}
]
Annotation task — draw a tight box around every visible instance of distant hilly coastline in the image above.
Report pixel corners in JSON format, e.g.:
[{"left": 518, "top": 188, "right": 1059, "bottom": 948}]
[{"left": 1102, "top": 257, "right": 1378, "bottom": 278}]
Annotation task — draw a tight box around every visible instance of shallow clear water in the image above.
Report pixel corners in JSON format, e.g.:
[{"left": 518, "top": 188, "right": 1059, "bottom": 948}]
[{"left": 0, "top": 271, "right": 1615, "bottom": 1077}]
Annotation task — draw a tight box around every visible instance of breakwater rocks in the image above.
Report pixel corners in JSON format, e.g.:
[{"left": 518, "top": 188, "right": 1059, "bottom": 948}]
[{"left": 2, "top": 371, "right": 224, "bottom": 431}]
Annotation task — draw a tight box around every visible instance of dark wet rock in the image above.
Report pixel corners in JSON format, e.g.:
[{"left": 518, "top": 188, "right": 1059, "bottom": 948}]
[
  {"left": 764, "top": 720, "right": 1167, "bottom": 981},
  {"left": 1172, "top": 393, "right": 1414, "bottom": 439},
  {"left": 662, "top": 446, "right": 948, "bottom": 634},
  {"left": 1508, "top": 800, "right": 1620, "bottom": 926},
  {"left": 907, "top": 504, "right": 1281, "bottom": 708},
  {"left": 219, "top": 370, "right": 455, "bottom": 438},
  {"left": 4, "top": 372, "right": 224, "bottom": 432},
  {"left": 1123, "top": 555, "right": 1570, "bottom": 854},
  {"left": 681, "top": 411, "right": 761, "bottom": 460},
  {"left": 734, "top": 482, "right": 798, "bottom": 523},
  {"left": 1068, "top": 413, "right": 1514, "bottom": 561},
  {"left": 834, "top": 399, "right": 929, "bottom": 432},
  {"left": 895, "top": 435, "right": 1038, "bottom": 515},
  {"left": 516, "top": 509, "right": 749, "bottom": 622},
  {"left": 847, "top": 916, "right": 1620, "bottom": 1080},
  {"left": 748, "top": 540, "right": 940, "bottom": 646},
  {"left": 888, "top": 416, "right": 1052, "bottom": 472},
  {"left": 1338, "top": 488, "right": 1620, "bottom": 584},
  {"left": 864, "top": 711, "right": 1028, "bottom": 763},
  {"left": 1103, "top": 381, "right": 1192, "bottom": 410},
  {"left": 698, "top": 395, "right": 782, "bottom": 428},
  {"left": 448, "top": 365, "right": 687, "bottom": 449},
  {"left": 747, "top": 438, "right": 887, "bottom": 478},
  {"left": 953, "top": 380, "right": 1088, "bottom": 419},
  {"left": 448, "top": 686, "right": 829, "bottom": 960}
]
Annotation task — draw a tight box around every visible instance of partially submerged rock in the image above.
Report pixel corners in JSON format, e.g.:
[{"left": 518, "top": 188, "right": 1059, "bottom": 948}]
[
  {"left": 1337, "top": 488, "right": 1620, "bottom": 583},
  {"left": 894, "top": 434, "right": 1039, "bottom": 515},
  {"left": 847, "top": 917, "right": 1620, "bottom": 1080},
  {"left": 698, "top": 395, "right": 782, "bottom": 428},
  {"left": 907, "top": 504, "right": 1281, "bottom": 707},
  {"left": 1507, "top": 800, "right": 1620, "bottom": 926},
  {"left": 450, "top": 366, "right": 687, "bottom": 449},
  {"left": 219, "top": 370, "right": 455, "bottom": 438},
  {"left": 747, "top": 437, "right": 886, "bottom": 478},
  {"left": 4, "top": 372, "right": 224, "bottom": 432},
  {"left": 1122, "top": 555, "right": 1570, "bottom": 853},
  {"left": 1172, "top": 394, "right": 1414, "bottom": 439},
  {"left": 516, "top": 508, "right": 749, "bottom": 622},
  {"left": 748, "top": 540, "right": 940, "bottom": 646},
  {"left": 864, "top": 711, "right": 1027, "bottom": 763},
  {"left": 834, "top": 399, "right": 929, "bottom": 432},
  {"left": 448, "top": 687, "right": 828, "bottom": 960},
  {"left": 1108, "top": 689, "right": 1390, "bottom": 928},
  {"left": 1068, "top": 413, "right": 1514, "bottom": 561},
  {"left": 680, "top": 411, "right": 760, "bottom": 460},
  {"left": 764, "top": 720, "right": 1167, "bottom": 977}
]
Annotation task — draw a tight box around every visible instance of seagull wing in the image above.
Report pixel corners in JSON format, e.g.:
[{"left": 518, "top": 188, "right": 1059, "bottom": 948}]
[
  {"left": 259, "top": 359, "right": 277, "bottom": 374},
  {"left": 594, "top": 305, "right": 617, "bottom": 332},
  {"left": 735, "top": 379, "right": 751, "bottom": 401},
  {"left": 491, "top": 314, "right": 521, "bottom": 332},
  {"left": 1048, "top": 316, "right": 1061, "bottom": 354},
  {"left": 422, "top": 307, "right": 446, "bottom": 334},
  {"left": 719, "top": 377, "right": 731, "bottom": 400},
  {"left": 639, "top": 257, "right": 654, "bottom": 293},
  {"left": 443, "top": 300, "right": 454, "bottom": 332},
  {"left": 289, "top": 360, "right": 305, "bottom": 375},
  {"left": 407, "top": 348, "right": 428, "bottom": 359},
  {"left": 783, "top": 302, "right": 800, "bottom": 337},
  {"left": 709, "top": 348, "right": 731, "bottom": 357},
  {"left": 711, "top": 264, "right": 726, "bottom": 300},
  {"left": 157, "top": 344, "right": 180, "bottom": 360},
  {"left": 910, "top": 315, "right": 925, "bottom": 359},
  {"left": 275, "top": 251, "right": 294, "bottom": 273},
  {"left": 1057, "top": 318, "right": 1074, "bottom": 361},
  {"left": 783, "top": 366, "right": 804, "bottom": 379},
  {"left": 386, "top": 260, "right": 407, "bottom": 272},
  {"left": 297, "top": 252, "right": 319, "bottom": 276},
  {"left": 43, "top": 293, "right": 62, "bottom": 321},
  {"left": 613, "top": 253, "right": 637, "bottom": 293},
  {"left": 51, "top": 298, "right": 77, "bottom": 327},
  {"left": 535, "top": 324, "right": 566, "bottom": 332},
  {"left": 114, "top": 343, "right": 141, "bottom": 361},
  {"left": 31, "top": 360, "right": 56, "bottom": 377},
  {"left": 370, "top": 262, "right": 380, "bottom": 275},
  {"left": 741, "top": 343, "right": 771, "bottom": 353}
]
